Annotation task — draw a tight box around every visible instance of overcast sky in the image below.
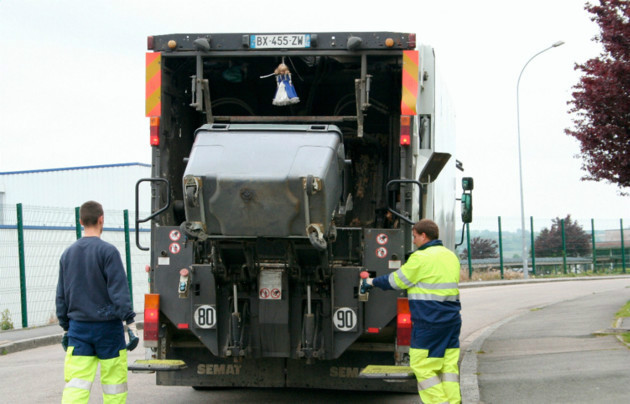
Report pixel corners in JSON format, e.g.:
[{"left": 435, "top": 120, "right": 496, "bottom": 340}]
[{"left": 0, "top": 0, "right": 627, "bottom": 231}]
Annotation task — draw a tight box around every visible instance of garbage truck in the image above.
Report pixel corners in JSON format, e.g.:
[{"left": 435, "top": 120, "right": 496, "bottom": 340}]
[{"left": 136, "top": 31, "right": 471, "bottom": 391}]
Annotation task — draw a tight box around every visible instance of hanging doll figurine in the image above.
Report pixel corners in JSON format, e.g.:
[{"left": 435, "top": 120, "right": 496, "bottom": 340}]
[{"left": 271, "top": 63, "right": 300, "bottom": 106}]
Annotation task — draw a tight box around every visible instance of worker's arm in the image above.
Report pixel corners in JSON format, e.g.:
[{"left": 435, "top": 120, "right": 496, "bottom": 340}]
[
  {"left": 372, "top": 253, "right": 422, "bottom": 291},
  {"left": 56, "top": 259, "right": 70, "bottom": 351},
  {"left": 103, "top": 246, "right": 136, "bottom": 324},
  {"left": 55, "top": 259, "right": 69, "bottom": 332}
]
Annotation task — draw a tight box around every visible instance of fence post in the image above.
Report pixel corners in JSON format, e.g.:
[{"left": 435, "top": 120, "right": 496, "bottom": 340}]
[
  {"left": 466, "top": 223, "right": 472, "bottom": 279},
  {"left": 124, "top": 210, "right": 134, "bottom": 310},
  {"left": 16, "top": 203, "right": 28, "bottom": 328},
  {"left": 561, "top": 219, "right": 567, "bottom": 274},
  {"left": 621, "top": 219, "right": 626, "bottom": 274},
  {"left": 591, "top": 219, "right": 597, "bottom": 273},
  {"left": 498, "top": 216, "right": 504, "bottom": 279},
  {"left": 74, "top": 207, "right": 82, "bottom": 239},
  {"left": 530, "top": 216, "right": 536, "bottom": 276}
]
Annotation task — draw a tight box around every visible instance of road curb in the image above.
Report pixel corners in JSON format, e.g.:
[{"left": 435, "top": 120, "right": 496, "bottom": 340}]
[
  {"left": 0, "top": 334, "right": 64, "bottom": 355},
  {"left": 460, "top": 274, "right": 630, "bottom": 289},
  {"left": 0, "top": 321, "right": 144, "bottom": 356},
  {"left": 460, "top": 313, "right": 523, "bottom": 404}
]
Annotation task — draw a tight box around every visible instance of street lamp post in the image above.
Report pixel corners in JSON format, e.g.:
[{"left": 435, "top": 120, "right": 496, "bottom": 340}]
[{"left": 516, "top": 40, "right": 564, "bottom": 279}]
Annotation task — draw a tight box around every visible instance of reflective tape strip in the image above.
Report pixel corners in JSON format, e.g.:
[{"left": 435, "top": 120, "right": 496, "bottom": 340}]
[
  {"left": 389, "top": 269, "right": 414, "bottom": 290},
  {"left": 408, "top": 293, "right": 460, "bottom": 302},
  {"left": 396, "top": 269, "right": 415, "bottom": 288},
  {"left": 417, "top": 375, "right": 441, "bottom": 391},
  {"left": 102, "top": 383, "right": 128, "bottom": 395},
  {"left": 146, "top": 52, "right": 162, "bottom": 117},
  {"left": 65, "top": 378, "right": 93, "bottom": 391},
  {"left": 442, "top": 372, "right": 460, "bottom": 382},
  {"left": 388, "top": 273, "right": 402, "bottom": 290},
  {"left": 414, "top": 282, "right": 458, "bottom": 290},
  {"left": 401, "top": 50, "right": 419, "bottom": 115}
]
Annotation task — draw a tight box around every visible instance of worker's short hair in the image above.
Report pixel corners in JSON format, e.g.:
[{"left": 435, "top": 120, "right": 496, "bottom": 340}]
[
  {"left": 80, "top": 201, "right": 104, "bottom": 227},
  {"left": 413, "top": 219, "right": 439, "bottom": 240}
]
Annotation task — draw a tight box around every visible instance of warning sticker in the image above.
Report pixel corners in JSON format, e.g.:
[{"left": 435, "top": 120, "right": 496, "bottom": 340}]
[
  {"left": 169, "top": 230, "right": 181, "bottom": 241},
  {"left": 259, "top": 269, "right": 283, "bottom": 300},
  {"left": 375, "top": 247, "right": 387, "bottom": 259},
  {"left": 169, "top": 243, "right": 181, "bottom": 254},
  {"left": 376, "top": 233, "right": 389, "bottom": 245}
]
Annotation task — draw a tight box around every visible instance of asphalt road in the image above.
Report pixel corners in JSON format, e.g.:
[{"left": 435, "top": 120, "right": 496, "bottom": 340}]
[{"left": 1, "top": 277, "right": 629, "bottom": 403}]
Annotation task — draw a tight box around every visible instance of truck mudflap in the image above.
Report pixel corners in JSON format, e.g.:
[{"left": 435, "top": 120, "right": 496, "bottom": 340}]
[{"left": 156, "top": 347, "right": 416, "bottom": 392}]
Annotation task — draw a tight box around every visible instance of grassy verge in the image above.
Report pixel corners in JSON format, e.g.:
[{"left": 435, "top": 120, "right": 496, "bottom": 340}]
[
  {"left": 616, "top": 301, "right": 630, "bottom": 318},
  {"left": 616, "top": 301, "right": 630, "bottom": 344}
]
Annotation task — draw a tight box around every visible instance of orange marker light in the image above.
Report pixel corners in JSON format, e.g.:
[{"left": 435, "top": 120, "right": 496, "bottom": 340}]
[
  {"left": 400, "top": 116, "right": 411, "bottom": 146},
  {"left": 144, "top": 293, "right": 160, "bottom": 346},
  {"left": 396, "top": 297, "right": 412, "bottom": 346},
  {"left": 150, "top": 117, "right": 160, "bottom": 146}
]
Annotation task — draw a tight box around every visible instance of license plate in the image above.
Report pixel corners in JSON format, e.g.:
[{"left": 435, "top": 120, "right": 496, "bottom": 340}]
[{"left": 250, "top": 34, "right": 311, "bottom": 49}]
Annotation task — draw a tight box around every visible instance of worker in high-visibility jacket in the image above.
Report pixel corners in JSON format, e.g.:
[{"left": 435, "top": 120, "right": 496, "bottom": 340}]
[
  {"left": 56, "top": 201, "right": 139, "bottom": 404},
  {"left": 365, "top": 219, "right": 461, "bottom": 404}
]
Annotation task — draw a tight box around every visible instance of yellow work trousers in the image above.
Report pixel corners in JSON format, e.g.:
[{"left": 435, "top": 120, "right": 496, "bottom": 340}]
[
  {"left": 410, "top": 347, "right": 460, "bottom": 404},
  {"left": 62, "top": 346, "right": 128, "bottom": 404}
]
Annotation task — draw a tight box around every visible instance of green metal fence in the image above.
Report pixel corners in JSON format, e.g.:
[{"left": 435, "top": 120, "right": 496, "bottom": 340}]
[
  {"left": 0, "top": 204, "right": 150, "bottom": 329},
  {"left": 459, "top": 216, "right": 628, "bottom": 280}
]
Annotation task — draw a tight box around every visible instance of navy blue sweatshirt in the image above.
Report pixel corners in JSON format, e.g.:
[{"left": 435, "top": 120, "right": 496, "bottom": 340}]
[{"left": 56, "top": 236, "right": 135, "bottom": 331}]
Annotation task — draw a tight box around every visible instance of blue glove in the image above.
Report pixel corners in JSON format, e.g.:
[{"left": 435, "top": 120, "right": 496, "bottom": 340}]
[
  {"left": 126, "top": 323, "right": 139, "bottom": 351},
  {"left": 360, "top": 278, "right": 373, "bottom": 294},
  {"left": 359, "top": 272, "right": 373, "bottom": 294},
  {"left": 61, "top": 333, "right": 68, "bottom": 351}
]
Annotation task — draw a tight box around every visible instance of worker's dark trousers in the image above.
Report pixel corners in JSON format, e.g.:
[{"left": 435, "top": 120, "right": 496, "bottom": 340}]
[
  {"left": 409, "top": 320, "right": 461, "bottom": 404},
  {"left": 62, "top": 320, "right": 128, "bottom": 404}
]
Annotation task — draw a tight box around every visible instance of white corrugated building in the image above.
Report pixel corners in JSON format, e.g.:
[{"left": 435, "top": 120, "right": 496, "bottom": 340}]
[{"left": 0, "top": 162, "right": 151, "bottom": 210}]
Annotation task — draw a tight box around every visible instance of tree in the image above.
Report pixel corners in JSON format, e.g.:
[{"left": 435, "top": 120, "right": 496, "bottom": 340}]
[
  {"left": 534, "top": 215, "right": 591, "bottom": 257},
  {"left": 566, "top": 0, "right": 630, "bottom": 194},
  {"left": 460, "top": 237, "right": 499, "bottom": 259}
]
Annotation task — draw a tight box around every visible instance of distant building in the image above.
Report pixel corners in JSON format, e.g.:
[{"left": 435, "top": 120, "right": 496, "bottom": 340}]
[
  {"left": 0, "top": 162, "right": 151, "bottom": 210},
  {"left": 595, "top": 229, "right": 629, "bottom": 263}
]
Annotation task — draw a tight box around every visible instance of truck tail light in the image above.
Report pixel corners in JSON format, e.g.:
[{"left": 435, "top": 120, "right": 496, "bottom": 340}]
[
  {"left": 408, "top": 33, "right": 416, "bottom": 49},
  {"left": 400, "top": 116, "right": 411, "bottom": 146},
  {"left": 144, "top": 293, "right": 160, "bottom": 347},
  {"left": 150, "top": 117, "right": 160, "bottom": 146},
  {"left": 396, "top": 297, "right": 412, "bottom": 346}
]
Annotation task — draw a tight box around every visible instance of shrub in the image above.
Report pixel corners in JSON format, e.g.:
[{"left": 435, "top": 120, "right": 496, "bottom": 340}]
[{"left": 1, "top": 309, "right": 14, "bottom": 330}]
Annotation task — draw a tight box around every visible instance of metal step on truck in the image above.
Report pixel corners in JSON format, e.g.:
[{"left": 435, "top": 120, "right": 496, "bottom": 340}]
[{"left": 134, "top": 31, "right": 472, "bottom": 391}]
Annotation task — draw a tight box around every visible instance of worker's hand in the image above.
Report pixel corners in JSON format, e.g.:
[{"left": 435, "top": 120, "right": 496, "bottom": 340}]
[
  {"left": 61, "top": 332, "right": 68, "bottom": 352},
  {"left": 126, "top": 322, "right": 139, "bottom": 351},
  {"left": 360, "top": 271, "right": 373, "bottom": 294}
]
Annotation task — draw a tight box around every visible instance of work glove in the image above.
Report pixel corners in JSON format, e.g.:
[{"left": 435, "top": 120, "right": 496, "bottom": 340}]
[
  {"left": 61, "top": 332, "right": 68, "bottom": 351},
  {"left": 126, "top": 322, "right": 139, "bottom": 351},
  {"left": 360, "top": 271, "right": 374, "bottom": 294}
]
